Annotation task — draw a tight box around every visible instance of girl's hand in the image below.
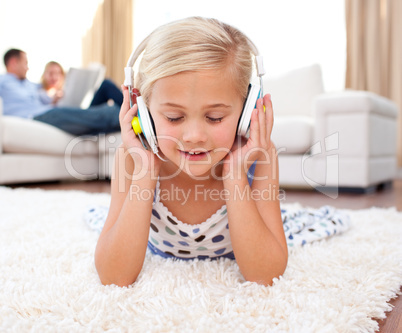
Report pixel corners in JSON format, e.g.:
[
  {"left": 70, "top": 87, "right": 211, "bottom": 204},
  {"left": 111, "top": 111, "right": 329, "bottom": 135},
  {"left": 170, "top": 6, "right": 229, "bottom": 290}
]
[
  {"left": 52, "top": 90, "right": 64, "bottom": 104},
  {"left": 223, "top": 94, "right": 274, "bottom": 179},
  {"left": 119, "top": 85, "right": 161, "bottom": 174}
]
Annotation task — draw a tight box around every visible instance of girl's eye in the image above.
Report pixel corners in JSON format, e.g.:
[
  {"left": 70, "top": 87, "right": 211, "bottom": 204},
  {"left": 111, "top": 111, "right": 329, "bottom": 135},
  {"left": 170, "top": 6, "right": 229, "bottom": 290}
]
[
  {"left": 207, "top": 117, "right": 223, "bottom": 123},
  {"left": 166, "top": 116, "right": 223, "bottom": 123},
  {"left": 166, "top": 116, "right": 183, "bottom": 122}
]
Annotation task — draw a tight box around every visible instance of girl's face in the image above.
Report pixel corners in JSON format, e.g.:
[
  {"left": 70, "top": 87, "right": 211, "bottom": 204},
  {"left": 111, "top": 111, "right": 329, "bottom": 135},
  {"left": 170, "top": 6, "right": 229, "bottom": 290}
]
[
  {"left": 44, "top": 64, "right": 64, "bottom": 89},
  {"left": 148, "top": 69, "right": 244, "bottom": 179}
]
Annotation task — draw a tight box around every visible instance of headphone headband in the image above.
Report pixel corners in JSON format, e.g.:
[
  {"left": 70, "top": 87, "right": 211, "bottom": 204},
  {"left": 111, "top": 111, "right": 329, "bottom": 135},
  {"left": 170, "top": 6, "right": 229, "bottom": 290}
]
[
  {"left": 124, "top": 35, "right": 150, "bottom": 88},
  {"left": 124, "top": 30, "right": 265, "bottom": 89}
]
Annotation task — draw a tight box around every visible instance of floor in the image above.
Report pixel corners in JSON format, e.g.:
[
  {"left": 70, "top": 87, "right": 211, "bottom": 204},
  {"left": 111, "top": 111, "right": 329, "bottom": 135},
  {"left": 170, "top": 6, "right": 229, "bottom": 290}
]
[{"left": 8, "top": 179, "right": 402, "bottom": 332}]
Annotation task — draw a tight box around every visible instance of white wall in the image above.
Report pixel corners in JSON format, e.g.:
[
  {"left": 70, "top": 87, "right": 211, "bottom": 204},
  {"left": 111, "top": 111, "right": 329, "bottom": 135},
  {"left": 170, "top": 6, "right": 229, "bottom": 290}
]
[
  {"left": 133, "top": 0, "right": 346, "bottom": 92},
  {"left": 0, "top": 0, "right": 346, "bottom": 91},
  {"left": 0, "top": 0, "right": 102, "bottom": 82}
]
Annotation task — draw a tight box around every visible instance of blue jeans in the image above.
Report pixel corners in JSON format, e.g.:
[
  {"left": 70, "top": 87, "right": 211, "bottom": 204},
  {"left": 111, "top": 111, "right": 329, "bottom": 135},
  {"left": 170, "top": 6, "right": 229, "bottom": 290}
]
[
  {"left": 34, "top": 103, "right": 120, "bottom": 136},
  {"left": 90, "top": 79, "right": 123, "bottom": 107}
]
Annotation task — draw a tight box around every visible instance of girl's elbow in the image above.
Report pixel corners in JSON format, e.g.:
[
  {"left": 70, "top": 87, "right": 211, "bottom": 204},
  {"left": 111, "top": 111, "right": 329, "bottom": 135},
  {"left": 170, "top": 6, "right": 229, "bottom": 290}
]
[
  {"left": 95, "top": 263, "right": 139, "bottom": 287},
  {"left": 247, "top": 269, "right": 286, "bottom": 287},
  {"left": 246, "top": 256, "right": 288, "bottom": 286},
  {"left": 96, "top": 265, "right": 139, "bottom": 287},
  {"left": 95, "top": 255, "right": 139, "bottom": 287},
  {"left": 99, "top": 276, "right": 137, "bottom": 288}
]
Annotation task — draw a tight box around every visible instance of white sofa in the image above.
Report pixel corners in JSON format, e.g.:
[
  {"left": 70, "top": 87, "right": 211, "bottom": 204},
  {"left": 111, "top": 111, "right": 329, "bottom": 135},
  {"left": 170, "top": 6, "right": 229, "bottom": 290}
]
[
  {"left": 0, "top": 64, "right": 399, "bottom": 192},
  {"left": 0, "top": 113, "right": 102, "bottom": 184},
  {"left": 266, "top": 64, "right": 398, "bottom": 192}
]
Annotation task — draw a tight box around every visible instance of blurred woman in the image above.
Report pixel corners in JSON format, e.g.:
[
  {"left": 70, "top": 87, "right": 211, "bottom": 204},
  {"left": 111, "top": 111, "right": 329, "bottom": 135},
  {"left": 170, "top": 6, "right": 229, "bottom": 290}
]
[{"left": 39, "top": 61, "right": 65, "bottom": 105}]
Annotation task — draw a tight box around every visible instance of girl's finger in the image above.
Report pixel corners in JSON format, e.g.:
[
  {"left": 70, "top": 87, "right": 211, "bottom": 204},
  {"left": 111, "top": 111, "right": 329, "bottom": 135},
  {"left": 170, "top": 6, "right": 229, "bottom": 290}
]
[
  {"left": 248, "top": 107, "right": 260, "bottom": 147},
  {"left": 121, "top": 105, "right": 142, "bottom": 148},
  {"left": 131, "top": 88, "right": 140, "bottom": 106},
  {"left": 121, "top": 85, "right": 130, "bottom": 104},
  {"left": 263, "top": 94, "right": 274, "bottom": 137},
  {"left": 256, "top": 98, "right": 267, "bottom": 144},
  {"left": 122, "top": 103, "right": 138, "bottom": 131},
  {"left": 119, "top": 85, "right": 131, "bottom": 121}
]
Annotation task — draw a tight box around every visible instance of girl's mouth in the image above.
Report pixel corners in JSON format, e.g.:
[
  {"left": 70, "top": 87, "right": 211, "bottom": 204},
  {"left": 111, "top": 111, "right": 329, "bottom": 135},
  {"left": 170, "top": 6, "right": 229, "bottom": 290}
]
[{"left": 179, "top": 150, "right": 210, "bottom": 161}]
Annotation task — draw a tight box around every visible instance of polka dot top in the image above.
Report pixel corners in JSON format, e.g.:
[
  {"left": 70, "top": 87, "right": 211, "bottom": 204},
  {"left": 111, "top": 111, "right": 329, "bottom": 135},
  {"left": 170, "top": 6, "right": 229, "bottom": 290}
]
[{"left": 147, "top": 180, "right": 234, "bottom": 260}]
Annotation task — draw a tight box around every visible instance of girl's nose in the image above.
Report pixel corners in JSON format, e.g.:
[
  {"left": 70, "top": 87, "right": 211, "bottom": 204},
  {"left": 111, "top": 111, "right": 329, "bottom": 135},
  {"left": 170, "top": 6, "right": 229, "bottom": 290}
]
[{"left": 182, "top": 120, "right": 208, "bottom": 143}]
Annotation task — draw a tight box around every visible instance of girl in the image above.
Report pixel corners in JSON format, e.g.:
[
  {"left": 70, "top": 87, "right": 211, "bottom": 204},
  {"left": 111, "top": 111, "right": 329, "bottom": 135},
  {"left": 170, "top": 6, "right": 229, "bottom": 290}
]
[
  {"left": 40, "top": 61, "right": 123, "bottom": 108},
  {"left": 94, "top": 17, "right": 288, "bottom": 287},
  {"left": 39, "top": 61, "right": 65, "bottom": 105}
]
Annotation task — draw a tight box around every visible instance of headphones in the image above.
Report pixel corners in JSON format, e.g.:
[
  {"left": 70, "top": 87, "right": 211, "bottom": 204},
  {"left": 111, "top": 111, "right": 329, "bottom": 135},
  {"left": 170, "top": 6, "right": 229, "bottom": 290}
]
[{"left": 124, "top": 31, "right": 265, "bottom": 161}]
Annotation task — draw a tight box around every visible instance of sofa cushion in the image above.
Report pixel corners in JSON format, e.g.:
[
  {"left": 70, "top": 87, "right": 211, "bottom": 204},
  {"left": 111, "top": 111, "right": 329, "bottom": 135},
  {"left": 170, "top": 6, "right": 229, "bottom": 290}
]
[
  {"left": 264, "top": 64, "right": 324, "bottom": 117},
  {"left": 271, "top": 116, "right": 314, "bottom": 154},
  {"left": 98, "top": 132, "right": 122, "bottom": 154},
  {"left": 1, "top": 116, "right": 98, "bottom": 156}
]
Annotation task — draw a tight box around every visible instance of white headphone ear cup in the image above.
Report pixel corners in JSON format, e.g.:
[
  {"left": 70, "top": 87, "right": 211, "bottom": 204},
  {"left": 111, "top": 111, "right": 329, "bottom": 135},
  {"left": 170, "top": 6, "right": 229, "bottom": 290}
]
[
  {"left": 237, "top": 79, "right": 261, "bottom": 137},
  {"left": 137, "top": 96, "right": 158, "bottom": 153}
]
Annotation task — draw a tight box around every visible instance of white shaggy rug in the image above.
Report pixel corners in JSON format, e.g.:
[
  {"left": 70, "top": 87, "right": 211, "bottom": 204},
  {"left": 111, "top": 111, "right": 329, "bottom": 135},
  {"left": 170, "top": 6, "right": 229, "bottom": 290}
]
[{"left": 0, "top": 186, "right": 401, "bottom": 333}]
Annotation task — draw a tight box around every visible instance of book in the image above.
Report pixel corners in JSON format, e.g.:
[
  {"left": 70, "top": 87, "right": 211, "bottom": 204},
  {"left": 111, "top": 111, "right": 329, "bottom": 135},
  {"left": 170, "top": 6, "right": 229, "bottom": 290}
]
[{"left": 57, "top": 64, "right": 106, "bottom": 109}]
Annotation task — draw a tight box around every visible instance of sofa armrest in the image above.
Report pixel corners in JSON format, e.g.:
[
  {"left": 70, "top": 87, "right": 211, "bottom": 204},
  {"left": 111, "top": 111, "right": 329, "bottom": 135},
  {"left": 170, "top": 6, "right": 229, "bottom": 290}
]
[{"left": 312, "top": 90, "right": 399, "bottom": 158}]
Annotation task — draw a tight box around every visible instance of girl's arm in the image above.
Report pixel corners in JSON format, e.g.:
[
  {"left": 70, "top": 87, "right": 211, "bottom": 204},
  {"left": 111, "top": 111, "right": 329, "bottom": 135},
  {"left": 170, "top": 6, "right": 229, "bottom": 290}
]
[
  {"left": 94, "top": 147, "right": 157, "bottom": 287},
  {"left": 223, "top": 95, "right": 288, "bottom": 286},
  {"left": 94, "top": 86, "right": 160, "bottom": 287}
]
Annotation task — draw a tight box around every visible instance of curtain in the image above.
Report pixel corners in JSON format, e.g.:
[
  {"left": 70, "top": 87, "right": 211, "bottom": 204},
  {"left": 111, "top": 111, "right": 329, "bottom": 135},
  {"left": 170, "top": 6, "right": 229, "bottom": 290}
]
[
  {"left": 345, "top": 0, "right": 402, "bottom": 165},
  {"left": 82, "top": 0, "right": 133, "bottom": 86}
]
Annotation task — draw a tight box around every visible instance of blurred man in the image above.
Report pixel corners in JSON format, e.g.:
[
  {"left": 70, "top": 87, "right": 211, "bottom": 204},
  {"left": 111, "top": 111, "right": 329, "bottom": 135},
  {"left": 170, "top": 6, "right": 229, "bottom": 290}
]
[{"left": 0, "top": 49, "right": 120, "bottom": 135}]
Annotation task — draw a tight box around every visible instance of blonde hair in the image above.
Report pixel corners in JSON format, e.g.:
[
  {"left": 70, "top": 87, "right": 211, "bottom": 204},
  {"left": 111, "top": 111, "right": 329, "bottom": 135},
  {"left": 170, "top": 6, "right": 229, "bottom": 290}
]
[{"left": 135, "top": 17, "right": 257, "bottom": 105}]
